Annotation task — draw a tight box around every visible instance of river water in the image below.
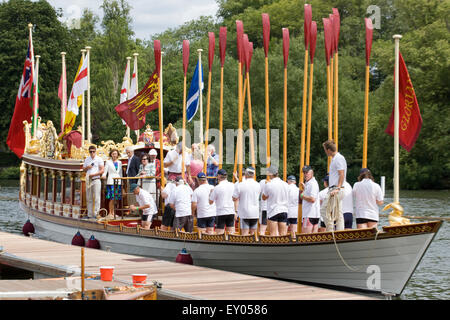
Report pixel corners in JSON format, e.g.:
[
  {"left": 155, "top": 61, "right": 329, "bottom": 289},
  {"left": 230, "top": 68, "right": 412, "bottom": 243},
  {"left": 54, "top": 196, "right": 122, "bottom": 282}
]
[{"left": 0, "top": 179, "right": 448, "bottom": 299}]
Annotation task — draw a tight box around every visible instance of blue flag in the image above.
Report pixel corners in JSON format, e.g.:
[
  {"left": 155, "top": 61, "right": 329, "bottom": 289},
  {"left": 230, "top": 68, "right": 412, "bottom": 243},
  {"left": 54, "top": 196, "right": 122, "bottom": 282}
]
[{"left": 186, "top": 59, "right": 203, "bottom": 122}]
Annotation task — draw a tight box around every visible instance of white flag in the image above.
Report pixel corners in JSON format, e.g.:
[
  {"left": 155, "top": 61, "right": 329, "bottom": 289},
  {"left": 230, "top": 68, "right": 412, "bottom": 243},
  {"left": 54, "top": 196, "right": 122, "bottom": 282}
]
[
  {"left": 129, "top": 63, "right": 137, "bottom": 99},
  {"left": 67, "top": 53, "right": 88, "bottom": 114},
  {"left": 120, "top": 62, "right": 129, "bottom": 103}
]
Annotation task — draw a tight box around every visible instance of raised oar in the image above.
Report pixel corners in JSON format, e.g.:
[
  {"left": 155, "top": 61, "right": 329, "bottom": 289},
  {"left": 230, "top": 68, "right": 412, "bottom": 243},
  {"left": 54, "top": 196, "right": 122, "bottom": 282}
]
[
  {"left": 298, "top": 4, "right": 312, "bottom": 233},
  {"left": 332, "top": 8, "right": 341, "bottom": 150},
  {"left": 154, "top": 40, "right": 165, "bottom": 188},
  {"left": 203, "top": 32, "right": 215, "bottom": 173},
  {"left": 363, "top": 18, "right": 373, "bottom": 169},
  {"left": 245, "top": 41, "right": 256, "bottom": 173},
  {"left": 306, "top": 21, "right": 317, "bottom": 166},
  {"left": 262, "top": 13, "right": 271, "bottom": 169},
  {"left": 323, "top": 17, "right": 333, "bottom": 170},
  {"left": 181, "top": 40, "right": 189, "bottom": 181},
  {"left": 329, "top": 14, "right": 335, "bottom": 149},
  {"left": 282, "top": 28, "right": 290, "bottom": 181},
  {"left": 218, "top": 27, "right": 227, "bottom": 169},
  {"left": 233, "top": 20, "right": 244, "bottom": 182},
  {"left": 299, "top": 4, "right": 311, "bottom": 185}
]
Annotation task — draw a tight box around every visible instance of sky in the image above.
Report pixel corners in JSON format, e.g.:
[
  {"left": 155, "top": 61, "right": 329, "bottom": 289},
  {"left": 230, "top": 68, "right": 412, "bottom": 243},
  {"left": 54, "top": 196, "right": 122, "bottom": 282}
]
[{"left": 47, "top": 0, "right": 219, "bottom": 40}]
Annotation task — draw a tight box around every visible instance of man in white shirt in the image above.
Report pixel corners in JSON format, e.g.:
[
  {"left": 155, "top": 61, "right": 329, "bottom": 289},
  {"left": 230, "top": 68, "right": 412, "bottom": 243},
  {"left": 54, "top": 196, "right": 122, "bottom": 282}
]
[
  {"left": 83, "top": 145, "right": 104, "bottom": 218},
  {"left": 287, "top": 175, "right": 299, "bottom": 237},
  {"left": 209, "top": 169, "right": 236, "bottom": 235},
  {"left": 262, "top": 166, "right": 289, "bottom": 236},
  {"left": 259, "top": 178, "right": 268, "bottom": 235},
  {"left": 318, "top": 175, "right": 330, "bottom": 232},
  {"left": 169, "top": 177, "right": 194, "bottom": 232},
  {"left": 342, "top": 181, "right": 354, "bottom": 229},
  {"left": 160, "top": 177, "right": 176, "bottom": 230},
  {"left": 232, "top": 167, "right": 261, "bottom": 236},
  {"left": 129, "top": 183, "right": 158, "bottom": 229},
  {"left": 322, "top": 140, "right": 346, "bottom": 231},
  {"left": 353, "top": 168, "right": 384, "bottom": 229},
  {"left": 300, "top": 166, "right": 320, "bottom": 233},
  {"left": 164, "top": 142, "right": 193, "bottom": 186},
  {"left": 192, "top": 172, "right": 216, "bottom": 234}
]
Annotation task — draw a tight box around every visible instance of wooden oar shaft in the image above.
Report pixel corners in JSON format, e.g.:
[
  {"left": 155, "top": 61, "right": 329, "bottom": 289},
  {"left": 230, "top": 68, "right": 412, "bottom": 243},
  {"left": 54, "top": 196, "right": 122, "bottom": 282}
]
[
  {"left": 219, "top": 67, "right": 224, "bottom": 169},
  {"left": 158, "top": 71, "right": 165, "bottom": 188},
  {"left": 299, "top": 50, "right": 308, "bottom": 184},
  {"left": 203, "top": 71, "right": 212, "bottom": 173},
  {"left": 334, "top": 52, "right": 339, "bottom": 150},
  {"left": 246, "top": 73, "right": 256, "bottom": 171},
  {"left": 264, "top": 56, "right": 270, "bottom": 168},
  {"left": 326, "top": 63, "right": 332, "bottom": 171},
  {"left": 238, "top": 63, "right": 244, "bottom": 181},
  {"left": 283, "top": 67, "right": 288, "bottom": 181},
  {"left": 362, "top": 64, "right": 370, "bottom": 168},
  {"left": 182, "top": 76, "right": 187, "bottom": 180},
  {"left": 306, "top": 63, "right": 314, "bottom": 166}
]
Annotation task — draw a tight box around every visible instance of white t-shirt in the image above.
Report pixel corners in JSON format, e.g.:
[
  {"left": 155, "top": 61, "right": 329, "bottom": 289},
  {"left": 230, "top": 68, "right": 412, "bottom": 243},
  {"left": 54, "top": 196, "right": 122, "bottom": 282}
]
[
  {"left": 302, "top": 177, "right": 320, "bottom": 219},
  {"left": 169, "top": 184, "right": 193, "bottom": 217},
  {"left": 83, "top": 155, "right": 104, "bottom": 177},
  {"left": 233, "top": 179, "right": 261, "bottom": 219},
  {"left": 162, "top": 182, "right": 176, "bottom": 206},
  {"left": 259, "top": 179, "right": 268, "bottom": 211},
  {"left": 342, "top": 181, "right": 353, "bottom": 214},
  {"left": 319, "top": 187, "right": 329, "bottom": 218},
  {"left": 329, "top": 152, "right": 347, "bottom": 187},
  {"left": 352, "top": 179, "right": 383, "bottom": 221},
  {"left": 135, "top": 188, "right": 158, "bottom": 217},
  {"left": 164, "top": 150, "right": 190, "bottom": 173},
  {"left": 209, "top": 180, "right": 235, "bottom": 216},
  {"left": 192, "top": 183, "right": 216, "bottom": 219},
  {"left": 287, "top": 183, "right": 300, "bottom": 219},
  {"left": 262, "top": 177, "right": 289, "bottom": 219}
]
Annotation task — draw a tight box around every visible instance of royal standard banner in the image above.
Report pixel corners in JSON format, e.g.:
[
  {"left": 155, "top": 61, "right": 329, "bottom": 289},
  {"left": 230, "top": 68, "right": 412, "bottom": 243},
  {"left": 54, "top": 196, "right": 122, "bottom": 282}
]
[{"left": 115, "top": 69, "right": 159, "bottom": 130}]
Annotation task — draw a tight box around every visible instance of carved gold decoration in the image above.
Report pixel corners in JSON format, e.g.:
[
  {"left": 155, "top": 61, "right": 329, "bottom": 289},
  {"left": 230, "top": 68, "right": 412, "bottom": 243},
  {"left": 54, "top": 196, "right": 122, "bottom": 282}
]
[
  {"left": 178, "top": 231, "right": 200, "bottom": 241},
  {"left": 383, "top": 202, "right": 410, "bottom": 226},
  {"left": 201, "top": 233, "right": 227, "bottom": 242},
  {"left": 122, "top": 225, "right": 138, "bottom": 234},
  {"left": 228, "top": 234, "right": 257, "bottom": 243},
  {"left": 156, "top": 229, "right": 178, "bottom": 239},
  {"left": 259, "top": 235, "right": 292, "bottom": 244},
  {"left": 164, "top": 123, "right": 178, "bottom": 145},
  {"left": 139, "top": 228, "right": 157, "bottom": 237}
]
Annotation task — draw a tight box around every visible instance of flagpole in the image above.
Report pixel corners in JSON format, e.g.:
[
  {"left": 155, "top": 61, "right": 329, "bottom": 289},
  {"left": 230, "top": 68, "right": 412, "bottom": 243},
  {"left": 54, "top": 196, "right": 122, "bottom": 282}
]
[
  {"left": 85, "top": 46, "right": 91, "bottom": 144},
  {"left": 154, "top": 40, "right": 165, "bottom": 189},
  {"left": 196, "top": 49, "right": 204, "bottom": 145},
  {"left": 28, "top": 23, "right": 37, "bottom": 140},
  {"left": 393, "top": 34, "right": 402, "bottom": 204},
  {"left": 61, "top": 52, "right": 67, "bottom": 136},
  {"left": 133, "top": 53, "right": 139, "bottom": 142},
  {"left": 33, "top": 55, "right": 40, "bottom": 138},
  {"left": 126, "top": 56, "right": 131, "bottom": 139},
  {"left": 80, "top": 49, "right": 86, "bottom": 146}
]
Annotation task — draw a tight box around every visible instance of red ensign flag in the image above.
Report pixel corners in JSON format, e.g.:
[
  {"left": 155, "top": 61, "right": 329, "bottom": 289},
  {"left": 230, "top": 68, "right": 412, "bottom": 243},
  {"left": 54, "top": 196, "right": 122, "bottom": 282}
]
[
  {"left": 115, "top": 69, "right": 159, "bottom": 130},
  {"left": 385, "top": 53, "right": 422, "bottom": 152}
]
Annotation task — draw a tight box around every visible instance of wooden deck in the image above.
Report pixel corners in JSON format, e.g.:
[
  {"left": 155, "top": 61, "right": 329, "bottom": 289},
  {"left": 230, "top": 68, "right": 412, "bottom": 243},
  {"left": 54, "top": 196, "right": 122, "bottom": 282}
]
[{"left": 0, "top": 231, "right": 374, "bottom": 300}]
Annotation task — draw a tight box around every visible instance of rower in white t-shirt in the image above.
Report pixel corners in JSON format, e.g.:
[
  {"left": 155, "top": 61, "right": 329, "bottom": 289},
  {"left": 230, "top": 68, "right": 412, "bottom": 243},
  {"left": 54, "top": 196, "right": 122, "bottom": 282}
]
[
  {"left": 232, "top": 167, "right": 261, "bottom": 235},
  {"left": 192, "top": 172, "right": 216, "bottom": 234},
  {"left": 352, "top": 168, "right": 384, "bottom": 229},
  {"left": 286, "top": 175, "right": 299, "bottom": 237},
  {"left": 342, "top": 181, "right": 354, "bottom": 229},
  {"left": 209, "top": 169, "right": 236, "bottom": 235},
  {"left": 300, "top": 166, "right": 320, "bottom": 234},
  {"left": 129, "top": 183, "right": 158, "bottom": 230},
  {"left": 259, "top": 179, "right": 268, "bottom": 235},
  {"left": 169, "top": 177, "right": 194, "bottom": 232}
]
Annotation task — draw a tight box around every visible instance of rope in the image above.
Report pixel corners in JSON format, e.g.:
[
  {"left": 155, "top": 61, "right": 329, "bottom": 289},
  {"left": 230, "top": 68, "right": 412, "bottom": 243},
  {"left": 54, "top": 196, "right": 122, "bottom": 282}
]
[{"left": 326, "top": 187, "right": 360, "bottom": 272}]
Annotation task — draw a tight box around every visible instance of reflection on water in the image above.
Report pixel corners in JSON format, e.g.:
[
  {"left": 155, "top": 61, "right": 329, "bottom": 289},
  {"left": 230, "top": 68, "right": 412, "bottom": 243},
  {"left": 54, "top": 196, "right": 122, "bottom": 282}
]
[{"left": 0, "top": 180, "right": 448, "bottom": 300}]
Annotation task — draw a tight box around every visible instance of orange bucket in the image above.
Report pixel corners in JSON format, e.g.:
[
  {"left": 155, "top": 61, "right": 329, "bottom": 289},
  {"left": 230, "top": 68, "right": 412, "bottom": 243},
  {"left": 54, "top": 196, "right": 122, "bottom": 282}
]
[
  {"left": 131, "top": 274, "right": 147, "bottom": 287},
  {"left": 99, "top": 266, "right": 114, "bottom": 281}
]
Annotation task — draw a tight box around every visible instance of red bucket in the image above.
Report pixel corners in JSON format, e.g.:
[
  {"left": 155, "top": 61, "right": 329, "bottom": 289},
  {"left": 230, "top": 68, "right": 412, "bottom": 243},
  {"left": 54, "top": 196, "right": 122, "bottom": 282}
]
[
  {"left": 131, "top": 274, "right": 147, "bottom": 287},
  {"left": 99, "top": 266, "right": 114, "bottom": 281}
]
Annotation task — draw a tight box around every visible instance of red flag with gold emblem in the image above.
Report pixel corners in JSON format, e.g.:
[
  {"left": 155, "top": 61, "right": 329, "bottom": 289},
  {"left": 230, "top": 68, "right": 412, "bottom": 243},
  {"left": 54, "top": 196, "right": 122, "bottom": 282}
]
[
  {"left": 385, "top": 53, "right": 422, "bottom": 152},
  {"left": 115, "top": 70, "right": 159, "bottom": 130}
]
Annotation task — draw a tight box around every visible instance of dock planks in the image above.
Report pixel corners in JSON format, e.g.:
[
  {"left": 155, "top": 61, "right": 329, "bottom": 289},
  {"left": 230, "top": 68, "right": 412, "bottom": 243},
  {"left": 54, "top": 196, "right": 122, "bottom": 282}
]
[{"left": 0, "top": 231, "right": 373, "bottom": 300}]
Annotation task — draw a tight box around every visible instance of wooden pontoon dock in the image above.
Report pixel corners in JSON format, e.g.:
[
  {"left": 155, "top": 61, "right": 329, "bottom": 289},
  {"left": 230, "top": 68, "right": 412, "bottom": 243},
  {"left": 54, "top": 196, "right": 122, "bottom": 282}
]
[{"left": 0, "top": 231, "right": 374, "bottom": 300}]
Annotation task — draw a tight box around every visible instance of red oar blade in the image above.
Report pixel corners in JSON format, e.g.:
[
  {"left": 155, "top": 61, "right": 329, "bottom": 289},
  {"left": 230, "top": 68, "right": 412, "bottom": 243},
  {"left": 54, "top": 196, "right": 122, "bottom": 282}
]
[
  {"left": 309, "top": 21, "right": 317, "bottom": 63},
  {"left": 304, "top": 4, "right": 312, "bottom": 48},
  {"left": 282, "top": 28, "right": 289, "bottom": 68},
  {"left": 247, "top": 41, "right": 254, "bottom": 71},
  {"left": 323, "top": 18, "right": 331, "bottom": 66},
  {"left": 262, "top": 13, "right": 270, "bottom": 57},
  {"left": 332, "top": 8, "right": 340, "bottom": 51},
  {"left": 236, "top": 20, "right": 244, "bottom": 64},
  {"left": 208, "top": 32, "right": 215, "bottom": 72},
  {"left": 219, "top": 26, "right": 227, "bottom": 68},
  {"left": 182, "top": 40, "right": 189, "bottom": 76},
  {"left": 365, "top": 18, "right": 373, "bottom": 66}
]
